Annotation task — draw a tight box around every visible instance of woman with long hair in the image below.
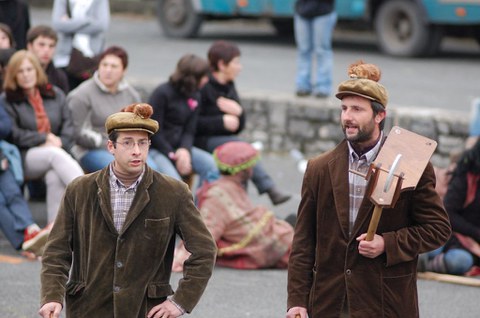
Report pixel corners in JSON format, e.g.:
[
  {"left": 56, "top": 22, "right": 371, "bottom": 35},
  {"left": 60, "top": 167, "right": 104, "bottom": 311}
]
[
  {"left": 1, "top": 50, "right": 83, "bottom": 223},
  {"left": 148, "top": 54, "right": 218, "bottom": 189}
]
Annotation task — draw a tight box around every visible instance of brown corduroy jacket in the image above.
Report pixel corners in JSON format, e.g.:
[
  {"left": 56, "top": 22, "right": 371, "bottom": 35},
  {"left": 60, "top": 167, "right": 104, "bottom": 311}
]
[
  {"left": 40, "top": 165, "right": 216, "bottom": 317},
  {"left": 287, "top": 140, "right": 451, "bottom": 317}
]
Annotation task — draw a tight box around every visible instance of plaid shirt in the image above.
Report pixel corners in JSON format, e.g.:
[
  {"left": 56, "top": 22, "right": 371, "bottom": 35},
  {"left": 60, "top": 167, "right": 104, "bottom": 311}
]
[
  {"left": 347, "top": 134, "right": 383, "bottom": 236},
  {"left": 109, "top": 164, "right": 144, "bottom": 232}
]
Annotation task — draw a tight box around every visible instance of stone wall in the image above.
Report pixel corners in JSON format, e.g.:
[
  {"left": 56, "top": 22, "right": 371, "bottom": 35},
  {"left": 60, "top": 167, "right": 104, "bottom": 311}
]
[
  {"left": 133, "top": 79, "right": 469, "bottom": 168},
  {"left": 240, "top": 94, "right": 469, "bottom": 167}
]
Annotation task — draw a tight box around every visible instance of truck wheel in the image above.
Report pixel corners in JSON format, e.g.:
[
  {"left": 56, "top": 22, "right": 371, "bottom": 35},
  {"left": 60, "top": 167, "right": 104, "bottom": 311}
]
[
  {"left": 157, "top": 0, "right": 203, "bottom": 38},
  {"left": 374, "top": 0, "right": 442, "bottom": 57}
]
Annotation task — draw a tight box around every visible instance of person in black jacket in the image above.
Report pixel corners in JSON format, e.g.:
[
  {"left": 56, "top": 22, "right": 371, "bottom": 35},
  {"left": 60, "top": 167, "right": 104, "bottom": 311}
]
[
  {"left": 27, "top": 25, "right": 69, "bottom": 94},
  {"left": 419, "top": 139, "right": 480, "bottom": 275},
  {"left": 197, "top": 40, "right": 291, "bottom": 205},
  {"left": 0, "top": 0, "right": 30, "bottom": 49},
  {"left": 148, "top": 54, "right": 218, "bottom": 189}
]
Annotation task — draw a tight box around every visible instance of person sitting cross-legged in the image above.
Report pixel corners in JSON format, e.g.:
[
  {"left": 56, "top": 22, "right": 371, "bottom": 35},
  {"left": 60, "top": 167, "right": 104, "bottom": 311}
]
[{"left": 172, "top": 141, "right": 295, "bottom": 272}]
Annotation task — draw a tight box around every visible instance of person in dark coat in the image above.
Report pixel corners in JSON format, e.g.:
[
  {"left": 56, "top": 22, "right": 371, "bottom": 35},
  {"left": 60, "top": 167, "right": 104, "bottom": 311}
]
[
  {"left": 1, "top": 50, "right": 84, "bottom": 224},
  {"left": 286, "top": 61, "right": 451, "bottom": 318},
  {"left": 196, "top": 40, "right": 291, "bottom": 205},
  {"left": 27, "top": 25, "right": 69, "bottom": 94},
  {"left": 0, "top": 0, "right": 30, "bottom": 49},
  {"left": 419, "top": 139, "right": 480, "bottom": 275},
  {"left": 148, "top": 54, "right": 218, "bottom": 188},
  {"left": 0, "top": 98, "right": 51, "bottom": 258},
  {"left": 39, "top": 103, "right": 216, "bottom": 318}
]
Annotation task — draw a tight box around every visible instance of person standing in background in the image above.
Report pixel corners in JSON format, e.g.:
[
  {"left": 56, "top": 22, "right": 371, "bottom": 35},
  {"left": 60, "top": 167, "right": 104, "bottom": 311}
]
[
  {"left": 0, "top": 0, "right": 30, "bottom": 49},
  {"left": 293, "top": 0, "right": 337, "bottom": 98},
  {"left": 51, "top": 0, "right": 110, "bottom": 90}
]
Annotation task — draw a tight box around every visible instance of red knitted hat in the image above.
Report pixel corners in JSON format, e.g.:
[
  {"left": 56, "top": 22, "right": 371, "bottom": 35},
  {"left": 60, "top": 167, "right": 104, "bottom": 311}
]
[{"left": 213, "top": 141, "right": 259, "bottom": 174}]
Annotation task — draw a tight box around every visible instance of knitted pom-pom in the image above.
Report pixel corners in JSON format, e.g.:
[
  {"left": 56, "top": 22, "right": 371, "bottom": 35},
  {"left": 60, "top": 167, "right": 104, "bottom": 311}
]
[
  {"left": 348, "top": 60, "right": 381, "bottom": 82},
  {"left": 122, "top": 103, "right": 153, "bottom": 119}
]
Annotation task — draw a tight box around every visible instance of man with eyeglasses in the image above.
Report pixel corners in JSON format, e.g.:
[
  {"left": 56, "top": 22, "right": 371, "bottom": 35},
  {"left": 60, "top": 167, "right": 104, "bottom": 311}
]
[{"left": 38, "top": 103, "right": 217, "bottom": 318}]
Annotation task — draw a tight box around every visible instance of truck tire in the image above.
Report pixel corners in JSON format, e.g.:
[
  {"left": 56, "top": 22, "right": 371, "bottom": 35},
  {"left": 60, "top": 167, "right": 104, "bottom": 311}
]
[
  {"left": 157, "top": 0, "right": 203, "bottom": 38},
  {"left": 374, "top": 0, "right": 442, "bottom": 57}
]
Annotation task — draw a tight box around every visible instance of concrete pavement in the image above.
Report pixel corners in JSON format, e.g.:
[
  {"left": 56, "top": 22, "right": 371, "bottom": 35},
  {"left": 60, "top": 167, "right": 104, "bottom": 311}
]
[{"left": 1, "top": 153, "right": 480, "bottom": 317}]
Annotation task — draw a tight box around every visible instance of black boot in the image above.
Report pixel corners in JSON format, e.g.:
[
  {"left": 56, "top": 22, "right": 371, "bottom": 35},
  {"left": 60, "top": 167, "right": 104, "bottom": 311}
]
[
  {"left": 284, "top": 213, "right": 297, "bottom": 228},
  {"left": 267, "top": 187, "right": 291, "bottom": 205}
]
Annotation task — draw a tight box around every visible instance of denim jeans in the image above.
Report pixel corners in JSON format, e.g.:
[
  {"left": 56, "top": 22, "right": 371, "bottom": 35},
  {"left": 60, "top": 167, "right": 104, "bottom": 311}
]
[
  {"left": 80, "top": 149, "right": 160, "bottom": 173},
  {"left": 149, "top": 147, "right": 218, "bottom": 188},
  {"left": 0, "top": 169, "right": 35, "bottom": 249},
  {"left": 294, "top": 11, "right": 337, "bottom": 95},
  {"left": 426, "top": 246, "right": 474, "bottom": 275},
  {"left": 204, "top": 136, "right": 274, "bottom": 194},
  {"left": 469, "top": 97, "right": 480, "bottom": 136}
]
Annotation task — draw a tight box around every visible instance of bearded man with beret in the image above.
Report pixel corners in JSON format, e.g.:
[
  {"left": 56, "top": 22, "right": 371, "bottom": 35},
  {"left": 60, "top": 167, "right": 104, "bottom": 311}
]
[
  {"left": 39, "top": 103, "right": 216, "bottom": 318},
  {"left": 286, "top": 61, "right": 451, "bottom": 318}
]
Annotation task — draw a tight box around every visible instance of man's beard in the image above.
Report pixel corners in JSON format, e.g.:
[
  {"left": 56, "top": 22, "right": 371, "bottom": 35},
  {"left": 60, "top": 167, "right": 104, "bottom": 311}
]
[{"left": 342, "top": 120, "right": 376, "bottom": 145}]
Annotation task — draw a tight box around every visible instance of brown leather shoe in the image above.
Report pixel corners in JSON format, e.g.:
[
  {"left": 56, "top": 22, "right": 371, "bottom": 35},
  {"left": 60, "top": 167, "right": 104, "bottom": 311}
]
[{"left": 267, "top": 187, "right": 291, "bottom": 205}]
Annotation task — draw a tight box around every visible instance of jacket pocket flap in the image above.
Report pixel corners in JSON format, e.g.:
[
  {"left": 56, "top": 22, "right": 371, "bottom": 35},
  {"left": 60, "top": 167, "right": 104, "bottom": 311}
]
[
  {"left": 66, "top": 281, "right": 86, "bottom": 295},
  {"left": 148, "top": 283, "right": 173, "bottom": 298}
]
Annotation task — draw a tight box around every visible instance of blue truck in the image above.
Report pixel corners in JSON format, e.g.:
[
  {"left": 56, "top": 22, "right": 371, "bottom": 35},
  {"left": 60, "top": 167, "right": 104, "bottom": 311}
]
[{"left": 156, "top": 0, "right": 480, "bottom": 57}]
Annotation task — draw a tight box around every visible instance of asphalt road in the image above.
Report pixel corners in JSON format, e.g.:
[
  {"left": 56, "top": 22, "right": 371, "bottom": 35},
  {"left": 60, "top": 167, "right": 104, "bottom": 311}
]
[
  {"left": 0, "top": 7, "right": 479, "bottom": 318},
  {"left": 1, "top": 153, "right": 480, "bottom": 318}
]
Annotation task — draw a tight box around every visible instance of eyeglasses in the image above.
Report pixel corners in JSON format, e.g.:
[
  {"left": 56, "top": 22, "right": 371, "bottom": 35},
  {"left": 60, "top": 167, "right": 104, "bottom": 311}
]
[{"left": 114, "top": 140, "right": 151, "bottom": 150}]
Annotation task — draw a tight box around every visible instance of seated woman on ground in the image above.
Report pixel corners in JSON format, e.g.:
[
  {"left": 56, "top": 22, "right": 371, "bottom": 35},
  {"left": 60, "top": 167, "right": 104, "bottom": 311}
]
[
  {"left": 148, "top": 54, "right": 218, "bottom": 189},
  {"left": 0, "top": 99, "right": 50, "bottom": 259},
  {"left": 67, "top": 45, "right": 159, "bottom": 172},
  {"left": 196, "top": 40, "right": 290, "bottom": 205},
  {"left": 1, "top": 50, "right": 84, "bottom": 224},
  {"left": 418, "top": 139, "right": 480, "bottom": 276},
  {"left": 172, "top": 141, "right": 295, "bottom": 272}
]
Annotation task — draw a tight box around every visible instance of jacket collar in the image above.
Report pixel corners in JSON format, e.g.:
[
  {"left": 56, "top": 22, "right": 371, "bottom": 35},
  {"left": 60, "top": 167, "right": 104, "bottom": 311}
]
[
  {"left": 95, "top": 164, "right": 154, "bottom": 235},
  {"left": 93, "top": 71, "right": 130, "bottom": 93},
  {"left": 328, "top": 139, "right": 385, "bottom": 241},
  {"left": 5, "top": 84, "right": 56, "bottom": 103},
  {"left": 328, "top": 140, "right": 352, "bottom": 240}
]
